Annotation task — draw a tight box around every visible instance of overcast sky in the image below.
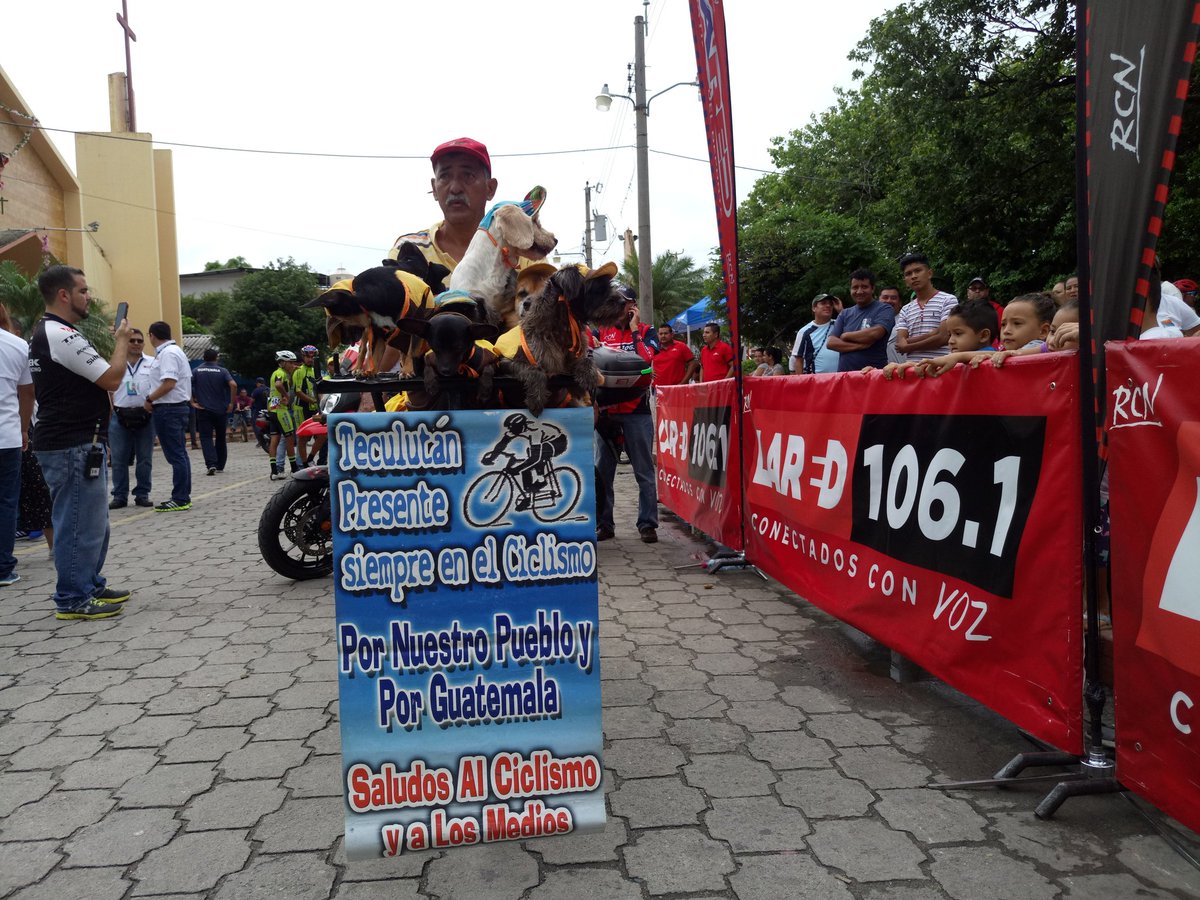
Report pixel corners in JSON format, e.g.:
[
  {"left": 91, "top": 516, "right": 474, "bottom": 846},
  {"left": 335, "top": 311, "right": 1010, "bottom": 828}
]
[{"left": 2, "top": 0, "right": 894, "bottom": 282}]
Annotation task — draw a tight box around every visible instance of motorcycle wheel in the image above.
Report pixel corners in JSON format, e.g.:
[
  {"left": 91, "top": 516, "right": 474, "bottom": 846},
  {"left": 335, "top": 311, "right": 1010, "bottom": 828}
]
[{"left": 258, "top": 478, "right": 333, "bottom": 580}]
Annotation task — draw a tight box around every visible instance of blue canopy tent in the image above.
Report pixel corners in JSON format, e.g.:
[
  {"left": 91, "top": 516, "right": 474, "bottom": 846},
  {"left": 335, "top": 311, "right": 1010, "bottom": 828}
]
[{"left": 667, "top": 296, "right": 727, "bottom": 341}]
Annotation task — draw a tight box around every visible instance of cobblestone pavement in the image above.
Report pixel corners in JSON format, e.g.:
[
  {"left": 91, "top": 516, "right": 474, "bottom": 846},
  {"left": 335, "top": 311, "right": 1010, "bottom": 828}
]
[{"left": 1, "top": 439, "right": 1198, "bottom": 899}]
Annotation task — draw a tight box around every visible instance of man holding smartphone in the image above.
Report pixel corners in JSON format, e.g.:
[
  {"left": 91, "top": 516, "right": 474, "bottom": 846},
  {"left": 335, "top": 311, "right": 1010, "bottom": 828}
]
[{"left": 28, "top": 266, "right": 133, "bottom": 620}]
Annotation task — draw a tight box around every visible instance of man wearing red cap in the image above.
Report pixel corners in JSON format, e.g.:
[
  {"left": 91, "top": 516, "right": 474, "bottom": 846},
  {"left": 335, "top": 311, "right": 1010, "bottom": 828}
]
[{"left": 389, "top": 137, "right": 499, "bottom": 270}]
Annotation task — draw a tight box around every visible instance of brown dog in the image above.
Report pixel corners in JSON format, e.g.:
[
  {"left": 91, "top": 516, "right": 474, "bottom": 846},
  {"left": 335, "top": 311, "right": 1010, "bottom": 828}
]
[{"left": 496, "top": 262, "right": 627, "bottom": 415}]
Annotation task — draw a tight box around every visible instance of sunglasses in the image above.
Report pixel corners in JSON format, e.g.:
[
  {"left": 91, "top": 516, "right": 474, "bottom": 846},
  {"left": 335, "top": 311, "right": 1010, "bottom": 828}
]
[{"left": 128, "top": 338, "right": 144, "bottom": 344}]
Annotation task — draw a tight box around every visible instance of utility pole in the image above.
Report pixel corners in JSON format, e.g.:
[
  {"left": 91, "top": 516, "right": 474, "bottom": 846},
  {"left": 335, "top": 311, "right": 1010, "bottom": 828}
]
[
  {"left": 584, "top": 182, "right": 594, "bottom": 268},
  {"left": 633, "top": 15, "right": 653, "bottom": 325}
]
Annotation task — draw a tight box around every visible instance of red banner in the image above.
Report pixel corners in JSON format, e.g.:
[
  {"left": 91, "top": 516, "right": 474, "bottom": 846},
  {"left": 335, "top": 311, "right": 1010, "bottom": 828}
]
[
  {"left": 1107, "top": 340, "right": 1200, "bottom": 833},
  {"left": 741, "top": 361, "right": 1084, "bottom": 752},
  {"left": 655, "top": 380, "right": 742, "bottom": 551},
  {"left": 688, "top": 0, "right": 740, "bottom": 353}
]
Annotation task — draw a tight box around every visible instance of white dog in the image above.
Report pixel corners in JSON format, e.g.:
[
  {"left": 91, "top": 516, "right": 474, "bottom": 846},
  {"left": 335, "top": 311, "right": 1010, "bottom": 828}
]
[{"left": 447, "top": 189, "right": 557, "bottom": 330}]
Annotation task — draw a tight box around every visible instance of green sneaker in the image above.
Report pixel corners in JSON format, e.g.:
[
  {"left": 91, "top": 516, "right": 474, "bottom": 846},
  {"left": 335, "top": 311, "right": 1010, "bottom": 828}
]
[
  {"left": 56, "top": 599, "right": 123, "bottom": 620},
  {"left": 155, "top": 500, "right": 191, "bottom": 512},
  {"left": 93, "top": 587, "right": 131, "bottom": 604}
]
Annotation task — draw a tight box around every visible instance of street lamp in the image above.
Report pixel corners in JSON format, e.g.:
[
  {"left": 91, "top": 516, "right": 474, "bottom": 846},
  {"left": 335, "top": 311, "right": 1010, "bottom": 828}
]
[{"left": 595, "top": 15, "right": 697, "bottom": 326}]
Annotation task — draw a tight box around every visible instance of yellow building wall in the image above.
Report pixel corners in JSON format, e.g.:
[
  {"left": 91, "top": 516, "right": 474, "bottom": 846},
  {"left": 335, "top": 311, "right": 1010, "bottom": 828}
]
[
  {"left": 0, "top": 118, "right": 69, "bottom": 264},
  {"left": 74, "top": 131, "right": 169, "bottom": 335},
  {"left": 153, "top": 150, "right": 181, "bottom": 340}
]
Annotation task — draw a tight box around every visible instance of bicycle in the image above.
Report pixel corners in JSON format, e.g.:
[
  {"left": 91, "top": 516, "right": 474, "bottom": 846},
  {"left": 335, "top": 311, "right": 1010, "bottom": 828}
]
[{"left": 463, "top": 459, "right": 582, "bottom": 527}]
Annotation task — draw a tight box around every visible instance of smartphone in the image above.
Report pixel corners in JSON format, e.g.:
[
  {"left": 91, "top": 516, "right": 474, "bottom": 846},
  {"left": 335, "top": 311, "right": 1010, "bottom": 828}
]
[{"left": 113, "top": 302, "right": 128, "bottom": 331}]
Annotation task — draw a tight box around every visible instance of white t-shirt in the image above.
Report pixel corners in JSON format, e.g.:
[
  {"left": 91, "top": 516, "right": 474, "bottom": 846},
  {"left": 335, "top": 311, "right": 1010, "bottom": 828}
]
[
  {"left": 112, "top": 354, "right": 156, "bottom": 409},
  {"left": 1148, "top": 294, "right": 1200, "bottom": 337},
  {"left": 148, "top": 340, "right": 192, "bottom": 404},
  {"left": 0, "top": 329, "right": 33, "bottom": 449},
  {"left": 895, "top": 291, "right": 957, "bottom": 361}
]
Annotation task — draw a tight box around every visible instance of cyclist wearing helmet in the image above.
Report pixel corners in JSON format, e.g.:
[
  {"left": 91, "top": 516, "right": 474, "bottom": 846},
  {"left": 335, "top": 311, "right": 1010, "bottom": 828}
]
[
  {"left": 267, "top": 350, "right": 299, "bottom": 480},
  {"left": 481, "top": 413, "right": 568, "bottom": 511},
  {"left": 292, "top": 345, "right": 320, "bottom": 453}
]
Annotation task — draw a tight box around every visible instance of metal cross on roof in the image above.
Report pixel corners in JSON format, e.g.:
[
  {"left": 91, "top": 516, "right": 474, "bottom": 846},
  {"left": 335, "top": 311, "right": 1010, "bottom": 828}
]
[{"left": 116, "top": 0, "right": 137, "bottom": 131}]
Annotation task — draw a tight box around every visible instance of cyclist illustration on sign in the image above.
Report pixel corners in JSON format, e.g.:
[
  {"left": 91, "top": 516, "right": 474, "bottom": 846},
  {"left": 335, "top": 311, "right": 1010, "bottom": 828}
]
[{"left": 464, "top": 413, "right": 582, "bottom": 526}]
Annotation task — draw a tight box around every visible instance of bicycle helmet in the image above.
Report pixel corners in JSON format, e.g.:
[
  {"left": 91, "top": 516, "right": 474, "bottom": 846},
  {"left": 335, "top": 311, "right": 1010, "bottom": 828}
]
[
  {"left": 504, "top": 412, "right": 529, "bottom": 431},
  {"left": 300, "top": 345, "right": 318, "bottom": 354},
  {"left": 275, "top": 350, "right": 298, "bottom": 362}
]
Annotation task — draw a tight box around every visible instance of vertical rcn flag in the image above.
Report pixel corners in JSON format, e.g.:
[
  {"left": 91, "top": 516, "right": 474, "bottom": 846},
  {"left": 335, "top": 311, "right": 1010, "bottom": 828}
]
[
  {"left": 1086, "top": 0, "right": 1200, "bottom": 360},
  {"left": 688, "top": 0, "right": 739, "bottom": 353}
]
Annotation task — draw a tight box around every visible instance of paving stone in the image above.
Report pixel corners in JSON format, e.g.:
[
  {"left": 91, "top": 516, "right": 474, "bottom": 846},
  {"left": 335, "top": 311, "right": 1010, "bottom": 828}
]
[
  {"left": 528, "top": 867, "right": 643, "bottom": 900},
  {"left": 729, "top": 853, "right": 855, "bottom": 900},
  {"left": 109, "top": 713, "right": 196, "bottom": 748},
  {"left": 601, "top": 678, "right": 655, "bottom": 706},
  {"left": 806, "top": 712, "right": 893, "bottom": 746},
  {"left": 640, "top": 664, "right": 710, "bottom": 691},
  {"left": 0, "top": 769, "right": 55, "bottom": 817},
  {"left": 305, "top": 723, "right": 341, "bottom": 754},
  {"left": 684, "top": 753, "right": 776, "bottom": 797},
  {"left": 748, "top": 730, "right": 835, "bottom": 769},
  {"left": 0, "top": 720, "right": 54, "bottom": 755},
  {"left": 63, "top": 807, "right": 180, "bottom": 866},
  {"left": 1058, "top": 873, "right": 1175, "bottom": 899},
  {"left": 334, "top": 842, "right": 440, "bottom": 879},
  {"left": 1116, "top": 834, "right": 1200, "bottom": 895},
  {"left": 8, "top": 865, "right": 129, "bottom": 900},
  {"left": 0, "top": 682, "right": 54, "bottom": 707},
  {"left": 248, "top": 650, "right": 316, "bottom": 673},
  {"left": 0, "top": 840, "right": 60, "bottom": 897},
  {"left": 929, "top": 846, "right": 1058, "bottom": 900},
  {"left": 632, "top": 645, "right": 693, "bottom": 666},
  {"left": 253, "top": 796, "right": 343, "bottom": 851},
  {"left": 145, "top": 687, "right": 222, "bottom": 715},
  {"left": 622, "top": 828, "right": 735, "bottom": 894},
  {"left": 809, "top": 817, "right": 927, "bottom": 882},
  {"left": 424, "top": 841, "right": 539, "bottom": 899},
  {"left": 609, "top": 776, "right": 707, "bottom": 827},
  {"left": 183, "top": 778, "right": 286, "bottom": 829},
  {"left": 667, "top": 719, "right": 748, "bottom": 753},
  {"left": 194, "top": 696, "right": 273, "bottom": 727},
  {"left": 727, "top": 699, "right": 807, "bottom": 731},
  {"left": 654, "top": 689, "right": 727, "bottom": 719},
  {"left": 211, "top": 851, "right": 335, "bottom": 900},
  {"left": 333, "top": 881, "right": 423, "bottom": 900},
  {"left": 836, "top": 745, "right": 933, "bottom": 788},
  {"left": 220, "top": 738, "right": 310, "bottom": 779},
  {"left": 779, "top": 685, "right": 852, "bottom": 713},
  {"left": 283, "top": 752, "right": 344, "bottom": 797},
  {"left": 178, "top": 663, "right": 251, "bottom": 687},
  {"left": 134, "top": 657, "right": 204, "bottom": 678},
  {"left": 602, "top": 705, "right": 668, "bottom": 739},
  {"left": 117, "top": 763, "right": 217, "bottom": 808},
  {"left": 9, "top": 693, "right": 94, "bottom": 722},
  {"left": 708, "top": 674, "right": 779, "bottom": 700},
  {"left": 161, "top": 725, "right": 251, "bottom": 763},
  {"left": 131, "top": 829, "right": 251, "bottom": 895},
  {"left": 99, "top": 677, "right": 176, "bottom": 703},
  {"left": 705, "top": 795, "right": 810, "bottom": 851},
  {"left": 692, "top": 651, "right": 757, "bottom": 674},
  {"left": 876, "top": 788, "right": 988, "bottom": 843},
  {"left": 604, "top": 738, "right": 686, "bottom": 778},
  {"left": 776, "top": 768, "right": 876, "bottom": 817},
  {"left": 598, "top": 657, "right": 642, "bottom": 682},
  {"left": 530, "top": 815, "right": 628, "bottom": 864},
  {"left": 223, "top": 672, "right": 295, "bottom": 697},
  {"left": 59, "top": 748, "right": 159, "bottom": 789},
  {"left": 273, "top": 679, "right": 339, "bottom": 709},
  {"left": 2, "top": 787, "right": 114, "bottom": 840}
]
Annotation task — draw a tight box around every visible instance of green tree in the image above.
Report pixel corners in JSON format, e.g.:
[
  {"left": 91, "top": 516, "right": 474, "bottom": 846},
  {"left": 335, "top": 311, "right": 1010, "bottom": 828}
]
[
  {"left": 203, "top": 256, "right": 251, "bottom": 271},
  {"left": 181, "top": 315, "right": 209, "bottom": 334},
  {"left": 620, "top": 249, "right": 707, "bottom": 326},
  {"left": 212, "top": 258, "right": 326, "bottom": 377},
  {"left": 181, "top": 291, "right": 229, "bottom": 328}
]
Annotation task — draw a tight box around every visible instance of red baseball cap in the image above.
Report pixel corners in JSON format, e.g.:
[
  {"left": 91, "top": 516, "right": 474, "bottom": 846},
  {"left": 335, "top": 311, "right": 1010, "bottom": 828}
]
[{"left": 431, "top": 137, "right": 491, "bottom": 175}]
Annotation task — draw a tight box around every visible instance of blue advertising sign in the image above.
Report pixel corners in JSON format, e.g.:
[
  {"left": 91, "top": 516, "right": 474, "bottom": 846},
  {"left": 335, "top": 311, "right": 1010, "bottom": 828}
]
[{"left": 329, "top": 408, "right": 604, "bottom": 861}]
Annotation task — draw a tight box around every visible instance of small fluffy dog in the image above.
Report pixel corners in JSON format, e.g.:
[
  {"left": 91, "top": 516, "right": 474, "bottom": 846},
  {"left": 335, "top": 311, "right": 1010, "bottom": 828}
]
[
  {"left": 514, "top": 263, "right": 556, "bottom": 326},
  {"left": 447, "top": 188, "right": 557, "bottom": 330},
  {"left": 497, "top": 262, "right": 627, "bottom": 415},
  {"left": 304, "top": 244, "right": 447, "bottom": 376}
]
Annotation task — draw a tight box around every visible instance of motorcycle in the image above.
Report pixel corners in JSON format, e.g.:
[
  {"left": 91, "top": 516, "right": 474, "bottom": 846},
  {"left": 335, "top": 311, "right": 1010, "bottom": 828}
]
[{"left": 256, "top": 392, "right": 353, "bottom": 580}]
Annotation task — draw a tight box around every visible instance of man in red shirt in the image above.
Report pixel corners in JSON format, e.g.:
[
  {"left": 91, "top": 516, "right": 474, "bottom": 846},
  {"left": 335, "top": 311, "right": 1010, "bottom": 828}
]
[
  {"left": 593, "top": 285, "right": 660, "bottom": 543},
  {"left": 699, "top": 322, "right": 736, "bottom": 381},
  {"left": 652, "top": 325, "right": 697, "bottom": 385}
]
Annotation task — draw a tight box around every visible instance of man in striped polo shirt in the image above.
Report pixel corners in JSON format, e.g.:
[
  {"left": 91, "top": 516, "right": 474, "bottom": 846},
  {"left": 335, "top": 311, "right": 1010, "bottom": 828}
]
[{"left": 894, "top": 252, "right": 956, "bottom": 362}]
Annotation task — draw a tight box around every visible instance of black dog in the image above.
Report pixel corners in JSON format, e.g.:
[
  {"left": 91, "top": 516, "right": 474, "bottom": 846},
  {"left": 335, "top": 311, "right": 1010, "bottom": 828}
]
[{"left": 397, "top": 294, "right": 499, "bottom": 407}]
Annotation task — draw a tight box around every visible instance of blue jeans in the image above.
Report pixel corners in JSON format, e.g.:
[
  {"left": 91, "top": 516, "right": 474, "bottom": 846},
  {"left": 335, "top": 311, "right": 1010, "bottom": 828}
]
[
  {"left": 594, "top": 412, "right": 658, "bottom": 533},
  {"left": 196, "top": 408, "right": 228, "bottom": 471},
  {"left": 153, "top": 403, "right": 191, "bottom": 504},
  {"left": 0, "top": 447, "right": 21, "bottom": 580},
  {"left": 35, "top": 444, "right": 110, "bottom": 610},
  {"left": 109, "top": 412, "right": 154, "bottom": 502}
]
